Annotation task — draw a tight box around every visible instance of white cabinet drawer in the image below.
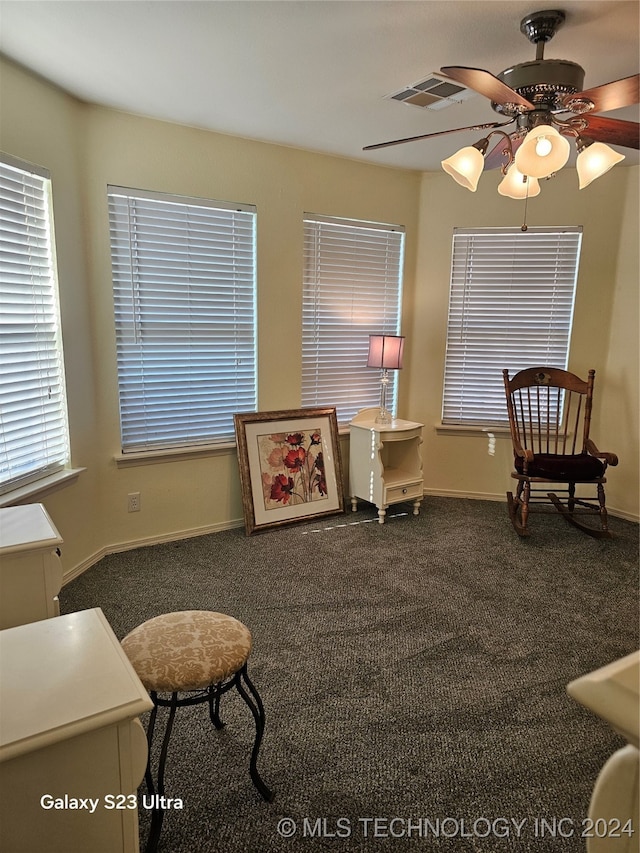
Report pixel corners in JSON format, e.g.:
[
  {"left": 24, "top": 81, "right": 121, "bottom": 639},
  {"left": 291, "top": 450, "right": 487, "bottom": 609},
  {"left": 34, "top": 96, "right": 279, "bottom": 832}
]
[{"left": 384, "top": 480, "right": 423, "bottom": 504}]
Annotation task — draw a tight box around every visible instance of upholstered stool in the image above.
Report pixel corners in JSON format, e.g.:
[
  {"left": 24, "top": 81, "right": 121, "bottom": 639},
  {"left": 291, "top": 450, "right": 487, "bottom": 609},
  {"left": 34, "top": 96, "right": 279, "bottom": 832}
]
[{"left": 121, "top": 610, "right": 273, "bottom": 852}]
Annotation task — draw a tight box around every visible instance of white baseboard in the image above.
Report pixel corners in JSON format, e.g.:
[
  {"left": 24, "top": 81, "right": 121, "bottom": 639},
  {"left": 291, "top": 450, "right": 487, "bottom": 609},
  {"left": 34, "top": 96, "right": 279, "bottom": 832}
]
[
  {"left": 423, "top": 488, "right": 505, "bottom": 503},
  {"left": 423, "top": 488, "right": 640, "bottom": 523},
  {"left": 604, "top": 505, "right": 640, "bottom": 523},
  {"left": 63, "top": 493, "right": 638, "bottom": 585},
  {"left": 62, "top": 517, "right": 244, "bottom": 585},
  {"left": 63, "top": 549, "right": 109, "bottom": 584}
]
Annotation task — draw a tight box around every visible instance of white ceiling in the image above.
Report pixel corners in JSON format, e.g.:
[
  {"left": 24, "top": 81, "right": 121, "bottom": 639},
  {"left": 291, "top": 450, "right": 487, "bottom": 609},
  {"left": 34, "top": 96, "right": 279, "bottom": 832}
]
[{"left": 1, "top": 0, "right": 638, "bottom": 171}]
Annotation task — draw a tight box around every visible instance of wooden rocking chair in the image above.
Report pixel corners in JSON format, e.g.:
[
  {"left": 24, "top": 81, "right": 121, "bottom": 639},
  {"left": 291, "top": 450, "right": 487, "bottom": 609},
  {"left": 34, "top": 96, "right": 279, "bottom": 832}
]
[{"left": 502, "top": 367, "right": 618, "bottom": 538}]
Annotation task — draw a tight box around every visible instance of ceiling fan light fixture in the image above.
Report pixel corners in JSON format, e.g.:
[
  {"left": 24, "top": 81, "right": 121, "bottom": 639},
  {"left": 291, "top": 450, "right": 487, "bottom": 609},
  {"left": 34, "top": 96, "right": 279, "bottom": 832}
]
[
  {"left": 576, "top": 140, "right": 625, "bottom": 189},
  {"left": 366, "top": 6, "right": 639, "bottom": 190},
  {"left": 498, "top": 164, "right": 541, "bottom": 199},
  {"left": 441, "top": 139, "right": 488, "bottom": 191},
  {"left": 514, "top": 124, "right": 571, "bottom": 178}
]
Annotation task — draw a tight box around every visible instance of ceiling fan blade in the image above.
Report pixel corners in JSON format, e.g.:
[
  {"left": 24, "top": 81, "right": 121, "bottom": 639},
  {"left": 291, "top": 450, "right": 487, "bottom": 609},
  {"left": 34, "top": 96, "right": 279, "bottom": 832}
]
[
  {"left": 484, "top": 134, "right": 524, "bottom": 170},
  {"left": 363, "top": 120, "right": 514, "bottom": 152},
  {"left": 578, "top": 115, "right": 640, "bottom": 149},
  {"left": 563, "top": 74, "right": 640, "bottom": 114},
  {"left": 440, "top": 66, "right": 535, "bottom": 109}
]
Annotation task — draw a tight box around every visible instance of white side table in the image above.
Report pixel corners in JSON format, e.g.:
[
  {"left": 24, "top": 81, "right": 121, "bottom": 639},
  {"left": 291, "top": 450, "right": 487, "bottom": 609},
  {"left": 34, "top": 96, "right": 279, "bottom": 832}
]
[
  {"left": 349, "top": 408, "right": 424, "bottom": 524},
  {"left": 0, "top": 608, "right": 153, "bottom": 853},
  {"left": 567, "top": 651, "right": 640, "bottom": 853},
  {"left": 0, "top": 503, "right": 64, "bottom": 629}
]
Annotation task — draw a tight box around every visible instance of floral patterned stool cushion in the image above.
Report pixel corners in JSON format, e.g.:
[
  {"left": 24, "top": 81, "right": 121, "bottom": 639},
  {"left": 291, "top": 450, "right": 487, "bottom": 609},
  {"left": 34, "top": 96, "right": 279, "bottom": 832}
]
[
  {"left": 121, "top": 610, "right": 273, "bottom": 853},
  {"left": 121, "top": 610, "right": 252, "bottom": 692}
]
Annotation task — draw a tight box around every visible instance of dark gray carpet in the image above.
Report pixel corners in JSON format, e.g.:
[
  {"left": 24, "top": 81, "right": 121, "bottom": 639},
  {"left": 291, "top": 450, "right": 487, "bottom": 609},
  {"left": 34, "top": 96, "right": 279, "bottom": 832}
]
[{"left": 60, "top": 497, "right": 639, "bottom": 853}]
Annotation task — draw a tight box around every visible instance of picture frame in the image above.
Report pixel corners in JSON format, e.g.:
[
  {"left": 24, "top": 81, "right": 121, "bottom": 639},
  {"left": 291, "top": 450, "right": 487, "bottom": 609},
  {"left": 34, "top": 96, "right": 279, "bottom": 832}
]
[{"left": 234, "top": 407, "right": 345, "bottom": 535}]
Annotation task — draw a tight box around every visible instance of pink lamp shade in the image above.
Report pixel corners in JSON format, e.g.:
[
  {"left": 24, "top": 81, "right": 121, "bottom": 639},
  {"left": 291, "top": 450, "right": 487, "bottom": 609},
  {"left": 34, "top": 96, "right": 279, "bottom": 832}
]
[{"left": 367, "top": 335, "right": 405, "bottom": 370}]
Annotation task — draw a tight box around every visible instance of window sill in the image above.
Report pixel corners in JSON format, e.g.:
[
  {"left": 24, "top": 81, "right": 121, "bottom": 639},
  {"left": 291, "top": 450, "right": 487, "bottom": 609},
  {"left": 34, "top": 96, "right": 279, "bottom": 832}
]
[
  {"left": 116, "top": 431, "right": 352, "bottom": 467},
  {"left": 114, "top": 442, "right": 236, "bottom": 467},
  {"left": 435, "top": 423, "right": 512, "bottom": 438},
  {"left": 0, "top": 468, "right": 86, "bottom": 507}
]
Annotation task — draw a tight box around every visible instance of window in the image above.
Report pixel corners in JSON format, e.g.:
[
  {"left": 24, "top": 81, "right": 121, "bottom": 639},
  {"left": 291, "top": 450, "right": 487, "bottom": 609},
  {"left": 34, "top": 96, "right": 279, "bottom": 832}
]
[
  {"left": 302, "top": 214, "right": 405, "bottom": 425},
  {"left": 108, "top": 187, "right": 257, "bottom": 453},
  {"left": 0, "top": 154, "right": 70, "bottom": 494},
  {"left": 442, "top": 226, "right": 582, "bottom": 426}
]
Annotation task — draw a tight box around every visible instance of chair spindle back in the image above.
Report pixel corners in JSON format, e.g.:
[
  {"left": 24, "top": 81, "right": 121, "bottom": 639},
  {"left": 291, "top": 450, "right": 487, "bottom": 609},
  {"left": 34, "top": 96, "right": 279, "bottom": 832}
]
[{"left": 503, "top": 367, "right": 595, "bottom": 456}]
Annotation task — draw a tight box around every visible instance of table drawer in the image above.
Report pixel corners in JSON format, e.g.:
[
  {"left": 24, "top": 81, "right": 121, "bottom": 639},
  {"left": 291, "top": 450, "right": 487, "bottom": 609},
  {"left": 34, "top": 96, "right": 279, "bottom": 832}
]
[{"left": 384, "top": 481, "right": 423, "bottom": 504}]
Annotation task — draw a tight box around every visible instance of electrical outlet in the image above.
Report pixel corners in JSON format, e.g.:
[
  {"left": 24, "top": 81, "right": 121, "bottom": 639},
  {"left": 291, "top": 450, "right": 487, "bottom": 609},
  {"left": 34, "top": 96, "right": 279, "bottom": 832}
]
[{"left": 127, "top": 492, "right": 141, "bottom": 513}]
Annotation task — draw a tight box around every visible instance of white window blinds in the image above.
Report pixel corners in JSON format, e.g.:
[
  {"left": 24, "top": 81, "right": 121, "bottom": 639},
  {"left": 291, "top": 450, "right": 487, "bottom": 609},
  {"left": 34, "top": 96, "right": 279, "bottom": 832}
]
[
  {"left": 108, "top": 187, "right": 257, "bottom": 452},
  {"left": 442, "top": 226, "right": 582, "bottom": 426},
  {"left": 0, "top": 155, "right": 70, "bottom": 494},
  {"left": 302, "top": 215, "right": 405, "bottom": 425}
]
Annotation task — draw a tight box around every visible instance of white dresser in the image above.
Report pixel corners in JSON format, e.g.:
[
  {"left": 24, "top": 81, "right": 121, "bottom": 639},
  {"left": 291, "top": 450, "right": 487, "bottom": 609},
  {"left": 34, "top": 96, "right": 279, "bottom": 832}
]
[
  {"left": 0, "top": 503, "right": 64, "bottom": 629},
  {"left": 567, "top": 651, "right": 640, "bottom": 853},
  {"left": 0, "top": 608, "right": 153, "bottom": 853}
]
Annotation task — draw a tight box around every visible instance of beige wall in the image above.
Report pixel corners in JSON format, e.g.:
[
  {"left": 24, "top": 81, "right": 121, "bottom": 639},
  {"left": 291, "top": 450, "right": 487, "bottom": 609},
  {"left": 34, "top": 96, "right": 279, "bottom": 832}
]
[
  {"left": 597, "top": 171, "right": 640, "bottom": 519},
  {"left": 408, "top": 166, "right": 639, "bottom": 519},
  {"left": 1, "top": 57, "right": 638, "bottom": 579},
  {"left": 0, "top": 60, "right": 103, "bottom": 571}
]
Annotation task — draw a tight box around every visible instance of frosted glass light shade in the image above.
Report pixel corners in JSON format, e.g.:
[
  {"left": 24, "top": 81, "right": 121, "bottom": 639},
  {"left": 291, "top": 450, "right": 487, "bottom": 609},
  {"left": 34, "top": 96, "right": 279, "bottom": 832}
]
[
  {"left": 576, "top": 142, "right": 625, "bottom": 189},
  {"left": 515, "top": 125, "right": 571, "bottom": 179},
  {"left": 498, "top": 165, "right": 541, "bottom": 199},
  {"left": 441, "top": 146, "right": 485, "bottom": 191}
]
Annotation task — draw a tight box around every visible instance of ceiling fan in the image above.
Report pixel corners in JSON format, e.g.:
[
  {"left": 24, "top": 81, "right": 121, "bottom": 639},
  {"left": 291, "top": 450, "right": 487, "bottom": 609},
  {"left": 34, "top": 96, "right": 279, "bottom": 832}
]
[{"left": 364, "top": 9, "right": 640, "bottom": 197}]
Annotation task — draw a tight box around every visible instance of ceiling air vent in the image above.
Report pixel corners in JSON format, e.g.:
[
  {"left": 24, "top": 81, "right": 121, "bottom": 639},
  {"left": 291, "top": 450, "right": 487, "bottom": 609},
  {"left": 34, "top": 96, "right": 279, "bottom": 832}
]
[{"left": 386, "top": 73, "right": 476, "bottom": 111}]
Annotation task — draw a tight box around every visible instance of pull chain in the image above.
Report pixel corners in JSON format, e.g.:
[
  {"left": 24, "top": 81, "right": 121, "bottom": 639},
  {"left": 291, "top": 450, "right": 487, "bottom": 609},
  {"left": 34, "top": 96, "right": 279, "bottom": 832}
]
[{"left": 521, "top": 177, "right": 530, "bottom": 232}]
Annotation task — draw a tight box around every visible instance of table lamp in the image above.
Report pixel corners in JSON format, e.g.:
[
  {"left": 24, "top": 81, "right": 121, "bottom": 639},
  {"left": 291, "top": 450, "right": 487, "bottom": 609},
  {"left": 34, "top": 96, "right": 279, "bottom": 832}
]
[{"left": 367, "top": 334, "right": 404, "bottom": 425}]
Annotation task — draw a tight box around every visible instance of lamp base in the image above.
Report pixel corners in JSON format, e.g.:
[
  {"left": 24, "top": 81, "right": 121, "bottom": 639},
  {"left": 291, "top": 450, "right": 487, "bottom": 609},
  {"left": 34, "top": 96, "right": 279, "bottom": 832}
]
[
  {"left": 375, "top": 369, "right": 393, "bottom": 425},
  {"left": 375, "top": 408, "right": 393, "bottom": 425}
]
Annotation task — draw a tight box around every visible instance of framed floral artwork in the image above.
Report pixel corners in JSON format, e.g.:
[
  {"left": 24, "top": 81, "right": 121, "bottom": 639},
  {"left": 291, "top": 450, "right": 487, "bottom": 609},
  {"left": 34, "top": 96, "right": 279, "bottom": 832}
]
[{"left": 234, "top": 407, "right": 345, "bottom": 535}]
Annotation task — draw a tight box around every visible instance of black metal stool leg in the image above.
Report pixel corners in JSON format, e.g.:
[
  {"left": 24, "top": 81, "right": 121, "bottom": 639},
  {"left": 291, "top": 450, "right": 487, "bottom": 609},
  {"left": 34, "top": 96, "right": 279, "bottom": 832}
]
[
  {"left": 208, "top": 682, "right": 225, "bottom": 729},
  {"left": 144, "top": 695, "right": 159, "bottom": 798},
  {"left": 234, "top": 665, "right": 273, "bottom": 802},
  {"left": 146, "top": 692, "right": 179, "bottom": 853}
]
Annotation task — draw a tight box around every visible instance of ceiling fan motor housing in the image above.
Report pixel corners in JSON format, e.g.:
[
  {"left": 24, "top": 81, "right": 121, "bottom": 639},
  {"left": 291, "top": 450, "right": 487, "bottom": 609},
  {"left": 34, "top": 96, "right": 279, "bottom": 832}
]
[
  {"left": 520, "top": 10, "right": 566, "bottom": 45},
  {"left": 493, "top": 59, "right": 585, "bottom": 115}
]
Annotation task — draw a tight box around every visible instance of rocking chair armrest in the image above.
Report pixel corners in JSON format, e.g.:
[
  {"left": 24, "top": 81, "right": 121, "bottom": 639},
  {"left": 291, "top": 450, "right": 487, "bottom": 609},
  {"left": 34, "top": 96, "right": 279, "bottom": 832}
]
[
  {"left": 585, "top": 439, "right": 618, "bottom": 466},
  {"left": 513, "top": 441, "right": 534, "bottom": 462}
]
